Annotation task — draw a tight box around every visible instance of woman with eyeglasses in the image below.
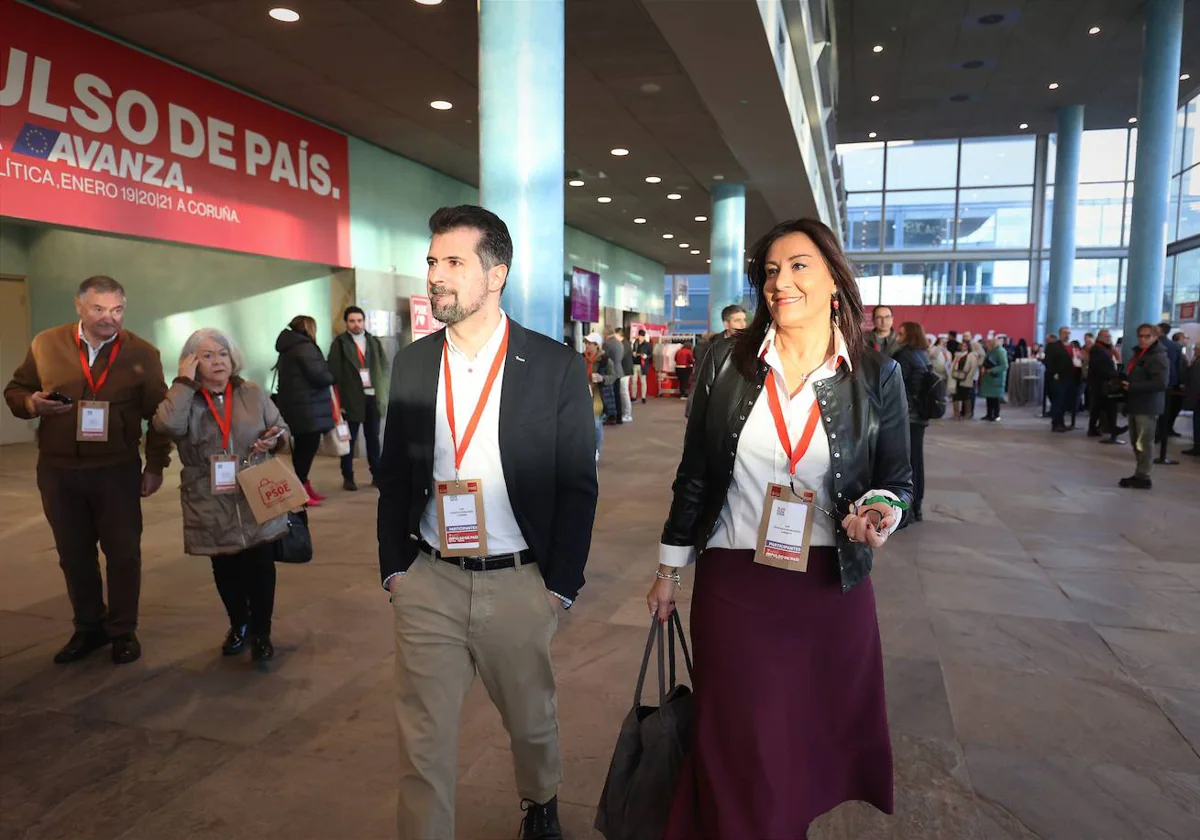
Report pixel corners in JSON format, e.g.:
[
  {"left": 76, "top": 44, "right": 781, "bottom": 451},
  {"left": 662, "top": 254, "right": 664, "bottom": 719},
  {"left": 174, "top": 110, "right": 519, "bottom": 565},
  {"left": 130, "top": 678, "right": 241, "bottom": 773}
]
[{"left": 647, "top": 218, "right": 912, "bottom": 839}]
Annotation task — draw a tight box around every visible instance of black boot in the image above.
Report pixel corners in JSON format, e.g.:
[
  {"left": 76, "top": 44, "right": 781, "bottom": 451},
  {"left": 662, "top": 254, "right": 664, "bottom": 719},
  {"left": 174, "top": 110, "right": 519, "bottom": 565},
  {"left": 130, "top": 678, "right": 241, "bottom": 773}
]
[
  {"left": 222, "top": 624, "right": 248, "bottom": 656},
  {"left": 110, "top": 633, "right": 141, "bottom": 665},
  {"left": 519, "top": 797, "right": 563, "bottom": 840},
  {"left": 53, "top": 630, "right": 109, "bottom": 664},
  {"left": 251, "top": 634, "right": 275, "bottom": 661}
]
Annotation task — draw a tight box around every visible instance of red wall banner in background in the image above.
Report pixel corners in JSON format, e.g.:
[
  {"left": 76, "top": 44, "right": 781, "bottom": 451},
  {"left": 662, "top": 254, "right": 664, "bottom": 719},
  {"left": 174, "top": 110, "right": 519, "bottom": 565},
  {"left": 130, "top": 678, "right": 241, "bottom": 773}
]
[
  {"left": 409, "top": 295, "right": 445, "bottom": 341},
  {"left": 0, "top": 0, "right": 351, "bottom": 266},
  {"left": 866, "top": 304, "right": 1037, "bottom": 343}
]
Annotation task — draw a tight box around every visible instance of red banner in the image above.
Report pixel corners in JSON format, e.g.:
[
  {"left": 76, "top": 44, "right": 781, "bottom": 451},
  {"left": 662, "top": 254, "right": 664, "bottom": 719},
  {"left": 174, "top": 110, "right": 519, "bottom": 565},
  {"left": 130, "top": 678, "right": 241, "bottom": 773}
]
[
  {"left": 0, "top": 0, "right": 350, "bottom": 265},
  {"left": 867, "top": 304, "right": 1037, "bottom": 344},
  {"left": 409, "top": 295, "right": 445, "bottom": 341}
]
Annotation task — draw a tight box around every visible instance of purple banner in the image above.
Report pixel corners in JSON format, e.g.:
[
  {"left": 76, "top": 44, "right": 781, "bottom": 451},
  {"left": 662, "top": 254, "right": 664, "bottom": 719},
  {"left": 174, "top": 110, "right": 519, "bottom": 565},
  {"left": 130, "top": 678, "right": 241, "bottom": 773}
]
[{"left": 570, "top": 266, "right": 600, "bottom": 323}]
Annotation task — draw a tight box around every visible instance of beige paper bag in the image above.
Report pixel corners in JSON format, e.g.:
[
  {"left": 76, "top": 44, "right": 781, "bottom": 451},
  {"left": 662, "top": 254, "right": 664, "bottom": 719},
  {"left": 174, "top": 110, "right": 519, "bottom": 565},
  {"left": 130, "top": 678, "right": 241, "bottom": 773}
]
[{"left": 237, "top": 456, "right": 307, "bottom": 524}]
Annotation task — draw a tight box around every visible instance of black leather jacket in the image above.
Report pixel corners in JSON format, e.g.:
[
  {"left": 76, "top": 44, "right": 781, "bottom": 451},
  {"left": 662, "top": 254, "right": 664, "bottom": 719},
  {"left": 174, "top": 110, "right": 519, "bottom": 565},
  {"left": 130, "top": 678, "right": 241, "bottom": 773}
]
[{"left": 660, "top": 336, "right": 914, "bottom": 593}]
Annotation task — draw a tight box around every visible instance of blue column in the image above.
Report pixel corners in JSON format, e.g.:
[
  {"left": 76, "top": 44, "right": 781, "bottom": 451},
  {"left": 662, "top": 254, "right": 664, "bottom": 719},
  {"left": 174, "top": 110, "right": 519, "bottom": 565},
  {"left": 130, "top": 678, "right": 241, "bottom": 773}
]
[
  {"left": 1123, "top": 0, "right": 1184, "bottom": 350},
  {"left": 708, "top": 183, "right": 746, "bottom": 332},
  {"left": 1045, "top": 105, "right": 1084, "bottom": 333},
  {"left": 478, "top": 0, "right": 565, "bottom": 339}
]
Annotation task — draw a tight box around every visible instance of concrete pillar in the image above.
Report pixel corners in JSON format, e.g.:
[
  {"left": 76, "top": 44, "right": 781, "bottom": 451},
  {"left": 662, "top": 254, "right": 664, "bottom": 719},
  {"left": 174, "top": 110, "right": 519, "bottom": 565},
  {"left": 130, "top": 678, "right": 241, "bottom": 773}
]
[
  {"left": 1123, "top": 0, "right": 1185, "bottom": 350},
  {"left": 1046, "top": 105, "right": 1085, "bottom": 333},
  {"left": 478, "top": 0, "right": 565, "bottom": 339},
  {"left": 708, "top": 183, "right": 746, "bottom": 332}
]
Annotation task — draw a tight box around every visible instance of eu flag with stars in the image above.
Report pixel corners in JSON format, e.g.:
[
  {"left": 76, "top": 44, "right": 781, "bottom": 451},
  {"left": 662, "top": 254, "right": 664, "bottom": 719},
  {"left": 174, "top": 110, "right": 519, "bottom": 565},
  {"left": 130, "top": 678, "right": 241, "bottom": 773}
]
[{"left": 12, "top": 123, "right": 61, "bottom": 159}]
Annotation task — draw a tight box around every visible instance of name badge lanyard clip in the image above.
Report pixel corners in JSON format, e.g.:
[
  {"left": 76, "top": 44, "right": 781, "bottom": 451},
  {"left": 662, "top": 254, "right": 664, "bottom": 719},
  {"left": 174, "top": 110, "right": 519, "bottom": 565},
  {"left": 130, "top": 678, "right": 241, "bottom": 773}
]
[
  {"left": 75, "top": 332, "right": 122, "bottom": 398},
  {"left": 442, "top": 321, "right": 510, "bottom": 483},
  {"left": 765, "top": 370, "right": 837, "bottom": 521}
]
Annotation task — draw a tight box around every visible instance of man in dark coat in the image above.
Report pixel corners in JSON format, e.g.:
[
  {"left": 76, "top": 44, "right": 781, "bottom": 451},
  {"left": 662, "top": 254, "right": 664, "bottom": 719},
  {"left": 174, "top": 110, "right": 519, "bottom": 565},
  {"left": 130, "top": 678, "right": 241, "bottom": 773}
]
[
  {"left": 1119, "top": 324, "right": 1170, "bottom": 490},
  {"left": 329, "top": 306, "right": 390, "bottom": 490},
  {"left": 1157, "top": 322, "right": 1184, "bottom": 439},
  {"left": 1044, "top": 326, "right": 1078, "bottom": 433},
  {"left": 1087, "top": 329, "right": 1121, "bottom": 438}
]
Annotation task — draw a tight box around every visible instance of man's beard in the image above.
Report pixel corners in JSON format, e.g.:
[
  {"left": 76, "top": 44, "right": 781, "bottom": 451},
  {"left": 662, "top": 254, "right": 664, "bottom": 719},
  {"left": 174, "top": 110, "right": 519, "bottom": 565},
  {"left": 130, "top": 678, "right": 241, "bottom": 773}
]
[{"left": 430, "top": 287, "right": 485, "bottom": 325}]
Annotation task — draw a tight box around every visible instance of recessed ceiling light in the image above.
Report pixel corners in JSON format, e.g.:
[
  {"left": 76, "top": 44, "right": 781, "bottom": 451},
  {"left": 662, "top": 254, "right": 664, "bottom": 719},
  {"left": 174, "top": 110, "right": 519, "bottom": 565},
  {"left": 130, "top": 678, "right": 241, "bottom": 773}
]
[
  {"left": 690, "top": 249, "right": 701, "bottom": 255},
  {"left": 667, "top": 193, "right": 682, "bottom": 200},
  {"left": 1019, "top": 123, "right": 1029, "bottom": 130},
  {"left": 694, "top": 215, "right": 708, "bottom": 222},
  {"left": 873, "top": 45, "right": 884, "bottom": 53},
  {"left": 269, "top": 7, "right": 299, "bottom": 22},
  {"left": 712, "top": 174, "right": 725, "bottom": 181},
  {"left": 611, "top": 148, "right": 630, "bottom": 156},
  {"left": 706, "top": 259, "right": 711, "bottom": 264},
  {"left": 868, "top": 132, "right": 878, "bottom": 138},
  {"left": 597, "top": 196, "right": 612, "bottom": 203},
  {"left": 1088, "top": 26, "right": 1100, "bottom": 35},
  {"left": 1048, "top": 82, "right": 1060, "bottom": 90},
  {"left": 662, "top": 233, "right": 674, "bottom": 239},
  {"left": 645, "top": 175, "right": 662, "bottom": 184},
  {"left": 633, "top": 217, "right": 647, "bottom": 224},
  {"left": 568, "top": 179, "right": 585, "bottom": 187},
  {"left": 1182, "top": 73, "right": 1192, "bottom": 81},
  {"left": 414, "top": 0, "right": 444, "bottom": 5},
  {"left": 430, "top": 100, "right": 453, "bottom": 110},
  {"left": 679, "top": 243, "right": 689, "bottom": 249},
  {"left": 1128, "top": 117, "right": 1137, "bottom": 124},
  {"left": 870, "top": 95, "right": 881, "bottom": 102}
]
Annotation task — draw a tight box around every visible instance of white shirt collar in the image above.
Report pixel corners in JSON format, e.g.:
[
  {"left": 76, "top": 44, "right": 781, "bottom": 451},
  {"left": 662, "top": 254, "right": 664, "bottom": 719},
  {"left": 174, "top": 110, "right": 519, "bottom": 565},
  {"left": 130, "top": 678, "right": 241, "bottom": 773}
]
[
  {"left": 759, "top": 324, "right": 853, "bottom": 376},
  {"left": 445, "top": 311, "right": 508, "bottom": 363},
  {"left": 77, "top": 322, "right": 118, "bottom": 351}
]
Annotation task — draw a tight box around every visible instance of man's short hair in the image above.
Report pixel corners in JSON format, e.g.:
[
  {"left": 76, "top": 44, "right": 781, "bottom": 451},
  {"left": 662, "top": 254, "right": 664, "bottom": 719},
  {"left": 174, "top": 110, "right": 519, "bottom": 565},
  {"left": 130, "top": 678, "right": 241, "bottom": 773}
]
[
  {"left": 428, "top": 205, "right": 513, "bottom": 272},
  {"left": 721, "top": 304, "right": 747, "bottom": 323},
  {"left": 948, "top": 330, "right": 957, "bottom": 338},
  {"left": 872, "top": 305, "right": 892, "bottom": 317},
  {"left": 343, "top": 306, "right": 365, "bottom": 322},
  {"left": 78, "top": 275, "right": 125, "bottom": 298},
  {"left": 638, "top": 329, "right": 647, "bottom": 337},
  {"left": 1158, "top": 322, "right": 1171, "bottom": 335},
  {"left": 614, "top": 328, "right": 625, "bottom": 336}
]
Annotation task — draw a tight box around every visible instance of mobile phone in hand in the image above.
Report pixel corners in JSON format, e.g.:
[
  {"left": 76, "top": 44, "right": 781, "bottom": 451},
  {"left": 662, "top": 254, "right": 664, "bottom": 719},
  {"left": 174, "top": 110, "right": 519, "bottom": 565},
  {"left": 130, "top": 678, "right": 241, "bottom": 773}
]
[{"left": 46, "top": 392, "right": 73, "bottom": 405}]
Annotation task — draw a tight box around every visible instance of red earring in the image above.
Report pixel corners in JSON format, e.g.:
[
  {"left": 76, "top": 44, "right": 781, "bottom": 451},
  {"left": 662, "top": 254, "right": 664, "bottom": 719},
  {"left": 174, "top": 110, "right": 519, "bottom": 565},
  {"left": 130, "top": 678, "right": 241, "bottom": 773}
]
[{"left": 832, "top": 297, "right": 840, "bottom": 311}]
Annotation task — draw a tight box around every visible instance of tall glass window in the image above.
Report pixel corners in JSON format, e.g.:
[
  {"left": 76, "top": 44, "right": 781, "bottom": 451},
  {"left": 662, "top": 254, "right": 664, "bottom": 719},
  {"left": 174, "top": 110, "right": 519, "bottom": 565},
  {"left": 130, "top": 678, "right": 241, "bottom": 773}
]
[
  {"left": 884, "top": 190, "right": 956, "bottom": 250},
  {"left": 1179, "top": 167, "right": 1200, "bottom": 241},
  {"left": 1044, "top": 182, "right": 1128, "bottom": 248},
  {"left": 846, "top": 192, "right": 883, "bottom": 251},
  {"left": 885, "top": 140, "right": 958, "bottom": 190},
  {"left": 1070, "top": 260, "right": 1122, "bottom": 331},
  {"left": 1172, "top": 249, "right": 1199, "bottom": 313},
  {"left": 878, "top": 262, "right": 952, "bottom": 305},
  {"left": 840, "top": 143, "right": 885, "bottom": 191},
  {"left": 959, "top": 136, "right": 1036, "bottom": 187},
  {"left": 956, "top": 187, "right": 1034, "bottom": 249}
]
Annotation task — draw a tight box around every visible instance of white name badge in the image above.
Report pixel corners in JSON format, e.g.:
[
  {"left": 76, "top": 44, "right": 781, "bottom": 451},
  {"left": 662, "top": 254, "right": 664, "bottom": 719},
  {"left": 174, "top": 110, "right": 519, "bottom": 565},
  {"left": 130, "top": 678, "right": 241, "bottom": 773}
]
[
  {"left": 359, "top": 369, "right": 372, "bottom": 388},
  {"left": 436, "top": 478, "right": 489, "bottom": 558},
  {"left": 754, "top": 483, "right": 817, "bottom": 572},
  {"left": 211, "top": 454, "right": 239, "bottom": 495},
  {"left": 335, "top": 422, "right": 351, "bottom": 442},
  {"left": 76, "top": 400, "right": 110, "bottom": 442}
]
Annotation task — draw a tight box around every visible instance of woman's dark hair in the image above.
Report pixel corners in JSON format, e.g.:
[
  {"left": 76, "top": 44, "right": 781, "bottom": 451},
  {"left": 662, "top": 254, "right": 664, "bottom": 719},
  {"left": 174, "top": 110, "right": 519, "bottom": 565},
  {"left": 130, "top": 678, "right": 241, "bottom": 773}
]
[
  {"left": 899, "top": 321, "right": 926, "bottom": 349},
  {"left": 732, "top": 218, "right": 864, "bottom": 379},
  {"left": 289, "top": 315, "right": 318, "bottom": 341}
]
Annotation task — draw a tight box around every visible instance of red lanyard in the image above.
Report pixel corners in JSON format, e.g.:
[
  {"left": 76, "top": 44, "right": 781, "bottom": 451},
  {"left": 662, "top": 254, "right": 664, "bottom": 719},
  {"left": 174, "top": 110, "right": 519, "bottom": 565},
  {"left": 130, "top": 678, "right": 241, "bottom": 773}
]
[
  {"left": 75, "top": 331, "right": 121, "bottom": 397},
  {"left": 354, "top": 340, "right": 367, "bottom": 369},
  {"left": 1126, "top": 346, "right": 1148, "bottom": 376},
  {"left": 765, "top": 370, "right": 822, "bottom": 477},
  {"left": 443, "top": 321, "right": 510, "bottom": 475},
  {"left": 200, "top": 381, "right": 234, "bottom": 451}
]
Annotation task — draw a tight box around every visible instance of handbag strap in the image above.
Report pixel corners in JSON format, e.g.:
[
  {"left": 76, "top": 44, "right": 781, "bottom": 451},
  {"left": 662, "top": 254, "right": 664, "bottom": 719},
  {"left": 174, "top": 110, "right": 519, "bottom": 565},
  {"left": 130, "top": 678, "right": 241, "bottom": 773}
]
[
  {"left": 633, "top": 621, "right": 658, "bottom": 708},
  {"left": 634, "top": 614, "right": 695, "bottom": 708}
]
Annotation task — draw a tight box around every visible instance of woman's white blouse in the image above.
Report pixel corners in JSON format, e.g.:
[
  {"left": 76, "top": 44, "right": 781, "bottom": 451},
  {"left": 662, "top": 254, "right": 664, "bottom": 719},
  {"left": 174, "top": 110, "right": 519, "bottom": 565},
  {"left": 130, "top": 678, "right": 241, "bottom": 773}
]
[{"left": 660, "top": 327, "right": 901, "bottom": 568}]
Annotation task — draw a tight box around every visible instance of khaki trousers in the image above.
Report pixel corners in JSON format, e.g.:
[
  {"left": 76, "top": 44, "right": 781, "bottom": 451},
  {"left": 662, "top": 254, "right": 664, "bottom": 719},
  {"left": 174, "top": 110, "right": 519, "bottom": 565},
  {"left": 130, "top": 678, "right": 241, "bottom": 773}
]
[{"left": 392, "top": 553, "right": 561, "bottom": 840}]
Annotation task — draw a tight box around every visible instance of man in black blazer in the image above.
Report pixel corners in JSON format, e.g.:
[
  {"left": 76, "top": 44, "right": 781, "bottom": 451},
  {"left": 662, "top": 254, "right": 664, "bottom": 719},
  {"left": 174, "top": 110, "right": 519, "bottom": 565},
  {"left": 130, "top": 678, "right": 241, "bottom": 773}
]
[{"left": 377, "top": 205, "right": 598, "bottom": 840}]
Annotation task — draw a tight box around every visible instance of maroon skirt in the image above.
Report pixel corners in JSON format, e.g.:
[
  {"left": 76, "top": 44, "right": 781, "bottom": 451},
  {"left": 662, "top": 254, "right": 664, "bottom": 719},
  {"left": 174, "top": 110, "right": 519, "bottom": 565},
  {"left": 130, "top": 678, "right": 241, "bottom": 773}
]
[{"left": 663, "top": 548, "right": 893, "bottom": 840}]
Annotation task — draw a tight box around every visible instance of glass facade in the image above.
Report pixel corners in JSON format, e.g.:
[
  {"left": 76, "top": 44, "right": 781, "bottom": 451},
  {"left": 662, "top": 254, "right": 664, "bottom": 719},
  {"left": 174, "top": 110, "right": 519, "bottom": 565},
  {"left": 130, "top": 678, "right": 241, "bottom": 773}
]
[{"left": 838, "top": 91, "right": 1200, "bottom": 330}]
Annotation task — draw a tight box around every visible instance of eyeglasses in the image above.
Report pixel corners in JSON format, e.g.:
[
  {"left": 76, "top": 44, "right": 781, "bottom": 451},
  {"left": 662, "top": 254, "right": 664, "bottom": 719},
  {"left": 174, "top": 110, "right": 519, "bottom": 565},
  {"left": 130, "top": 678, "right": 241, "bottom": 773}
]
[{"left": 1137, "top": 333, "right": 1154, "bottom": 339}]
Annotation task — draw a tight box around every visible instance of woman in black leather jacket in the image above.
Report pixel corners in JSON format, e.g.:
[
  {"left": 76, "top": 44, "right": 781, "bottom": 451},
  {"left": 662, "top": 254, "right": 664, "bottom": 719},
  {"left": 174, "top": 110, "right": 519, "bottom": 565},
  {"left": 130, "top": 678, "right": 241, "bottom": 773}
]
[
  {"left": 893, "top": 321, "right": 930, "bottom": 521},
  {"left": 647, "top": 218, "right": 912, "bottom": 840}
]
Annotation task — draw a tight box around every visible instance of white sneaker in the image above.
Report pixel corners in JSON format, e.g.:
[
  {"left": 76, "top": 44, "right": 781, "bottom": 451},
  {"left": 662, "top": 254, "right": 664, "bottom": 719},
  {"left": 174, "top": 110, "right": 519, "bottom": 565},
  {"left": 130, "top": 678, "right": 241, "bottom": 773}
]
[{"left": 622, "top": 415, "right": 633, "bottom": 423}]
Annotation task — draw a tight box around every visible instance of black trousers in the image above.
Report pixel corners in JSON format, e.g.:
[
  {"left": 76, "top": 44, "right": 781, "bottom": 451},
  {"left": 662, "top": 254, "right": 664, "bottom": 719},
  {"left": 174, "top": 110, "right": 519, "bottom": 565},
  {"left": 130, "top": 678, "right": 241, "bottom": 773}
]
[
  {"left": 291, "top": 431, "right": 322, "bottom": 484},
  {"left": 341, "top": 395, "right": 381, "bottom": 479},
  {"left": 986, "top": 397, "right": 1001, "bottom": 419},
  {"left": 909, "top": 424, "right": 925, "bottom": 514},
  {"left": 211, "top": 543, "right": 277, "bottom": 635},
  {"left": 37, "top": 460, "right": 143, "bottom": 636},
  {"left": 676, "top": 366, "right": 693, "bottom": 397}
]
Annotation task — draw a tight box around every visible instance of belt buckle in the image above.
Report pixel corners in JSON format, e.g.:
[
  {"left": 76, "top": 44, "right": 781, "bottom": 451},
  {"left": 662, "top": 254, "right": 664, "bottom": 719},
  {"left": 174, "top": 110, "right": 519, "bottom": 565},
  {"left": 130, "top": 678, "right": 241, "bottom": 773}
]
[{"left": 459, "top": 556, "right": 468, "bottom": 571}]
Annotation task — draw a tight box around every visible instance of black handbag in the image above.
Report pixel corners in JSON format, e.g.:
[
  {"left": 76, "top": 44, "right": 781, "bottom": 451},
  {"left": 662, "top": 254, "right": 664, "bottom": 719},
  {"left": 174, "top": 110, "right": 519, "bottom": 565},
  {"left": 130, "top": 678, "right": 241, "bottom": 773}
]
[
  {"left": 275, "top": 509, "right": 312, "bottom": 564},
  {"left": 595, "top": 612, "right": 696, "bottom": 840}
]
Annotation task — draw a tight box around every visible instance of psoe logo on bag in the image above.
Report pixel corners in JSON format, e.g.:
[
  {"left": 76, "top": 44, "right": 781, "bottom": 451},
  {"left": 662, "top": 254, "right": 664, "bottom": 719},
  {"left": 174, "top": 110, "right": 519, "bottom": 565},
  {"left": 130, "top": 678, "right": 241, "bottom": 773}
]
[
  {"left": 770, "top": 485, "right": 783, "bottom": 498},
  {"left": 258, "top": 478, "right": 292, "bottom": 507}
]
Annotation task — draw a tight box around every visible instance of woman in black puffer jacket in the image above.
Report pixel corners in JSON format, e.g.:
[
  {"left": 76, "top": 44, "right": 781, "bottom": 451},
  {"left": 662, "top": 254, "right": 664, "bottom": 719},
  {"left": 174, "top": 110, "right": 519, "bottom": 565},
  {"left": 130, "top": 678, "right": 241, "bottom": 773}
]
[
  {"left": 893, "top": 321, "right": 931, "bottom": 522},
  {"left": 274, "top": 315, "right": 335, "bottom": 505}
]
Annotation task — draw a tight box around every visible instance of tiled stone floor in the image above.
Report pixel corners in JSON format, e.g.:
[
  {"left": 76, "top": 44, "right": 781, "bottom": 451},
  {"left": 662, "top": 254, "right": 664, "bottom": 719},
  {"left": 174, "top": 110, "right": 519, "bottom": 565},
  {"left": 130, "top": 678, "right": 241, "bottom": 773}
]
[{"left": 1, "top": 399, "right": 1198, "bottom": 839}]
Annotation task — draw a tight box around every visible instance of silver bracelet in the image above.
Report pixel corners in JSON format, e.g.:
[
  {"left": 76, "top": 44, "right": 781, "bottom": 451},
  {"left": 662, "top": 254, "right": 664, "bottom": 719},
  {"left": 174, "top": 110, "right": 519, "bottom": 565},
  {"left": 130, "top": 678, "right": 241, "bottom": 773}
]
[{"left": 655, "top": 570, "right": 682, "bottom": 584}]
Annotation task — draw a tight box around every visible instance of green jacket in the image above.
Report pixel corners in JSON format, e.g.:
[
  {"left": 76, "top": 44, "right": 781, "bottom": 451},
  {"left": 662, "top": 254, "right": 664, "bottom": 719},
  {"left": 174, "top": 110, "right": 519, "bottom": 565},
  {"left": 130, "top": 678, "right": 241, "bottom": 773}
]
[
  {"left": 328, "top": 330, "right": 390, "bottom": 422},
  {"left": 978, "top": 346, "right": 1009, "bottom": 399}
]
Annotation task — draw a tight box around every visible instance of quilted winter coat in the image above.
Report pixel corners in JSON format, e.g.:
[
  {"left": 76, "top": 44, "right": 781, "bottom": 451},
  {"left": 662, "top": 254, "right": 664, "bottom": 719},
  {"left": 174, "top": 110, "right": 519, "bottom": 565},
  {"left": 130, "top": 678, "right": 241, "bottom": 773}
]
[{"left": 153, "top": 377, "right": 291, "bottom": 556}]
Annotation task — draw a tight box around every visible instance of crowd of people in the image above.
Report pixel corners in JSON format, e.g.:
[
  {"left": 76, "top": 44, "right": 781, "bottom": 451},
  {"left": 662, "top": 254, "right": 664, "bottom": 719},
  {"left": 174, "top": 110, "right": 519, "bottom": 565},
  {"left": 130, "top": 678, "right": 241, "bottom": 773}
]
[{"left": 4, "top": 202, "right": 1196, "bottom": 840}]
